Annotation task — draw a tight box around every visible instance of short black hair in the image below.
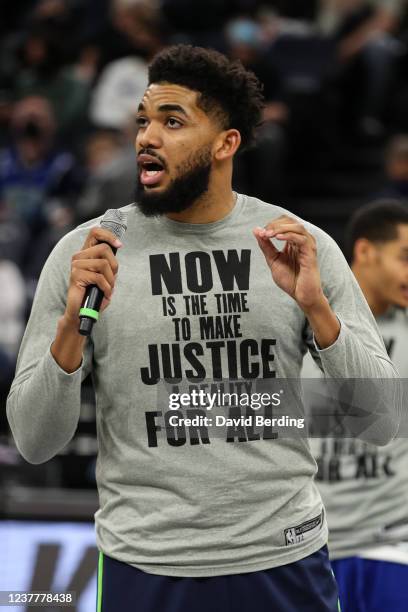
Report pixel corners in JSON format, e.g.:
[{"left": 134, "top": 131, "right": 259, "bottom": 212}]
[
  {"left": 148, "top": 44, "right": 265, "bottom": 151},
  {"left": 345, "top": 200, "right": 408, "bottom": 263}
]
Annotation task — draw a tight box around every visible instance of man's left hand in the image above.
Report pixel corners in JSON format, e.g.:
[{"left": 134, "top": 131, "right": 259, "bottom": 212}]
[{"left": 253, "top": 215, "right": 324, "bottom": 313}]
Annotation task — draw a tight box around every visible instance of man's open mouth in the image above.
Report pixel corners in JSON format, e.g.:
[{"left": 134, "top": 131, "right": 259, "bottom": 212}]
[{"left": 138, "top": 154, "right": 166, "bottom": 187}]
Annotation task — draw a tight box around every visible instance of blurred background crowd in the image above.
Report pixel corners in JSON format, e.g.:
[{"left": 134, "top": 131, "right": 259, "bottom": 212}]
[{"left": 1, "top": 0, "right": 408, "bottom": 497}]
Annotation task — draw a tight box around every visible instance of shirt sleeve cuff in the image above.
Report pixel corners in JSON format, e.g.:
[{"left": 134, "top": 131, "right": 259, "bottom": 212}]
[
  {"left": 47, "top": 343, "right": 83, "bottom": 377},
  {"left": 313, "top": 316, "right": 345, "bottom": 354}
]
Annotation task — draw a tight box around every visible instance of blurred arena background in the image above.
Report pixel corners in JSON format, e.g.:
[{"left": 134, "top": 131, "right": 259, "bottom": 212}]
[{"left": 1, "top": 1, "right": 408, "bottom": 610}]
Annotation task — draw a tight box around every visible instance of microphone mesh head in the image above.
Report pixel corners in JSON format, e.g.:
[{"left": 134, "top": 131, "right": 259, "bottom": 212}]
[{"left": 100, "top": 209, "right": 128, "bottom": 241}]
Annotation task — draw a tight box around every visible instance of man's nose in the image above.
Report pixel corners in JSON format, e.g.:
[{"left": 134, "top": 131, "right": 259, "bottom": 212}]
[{"left": 137, "top": 121, "right": 163, "bottom": 149}]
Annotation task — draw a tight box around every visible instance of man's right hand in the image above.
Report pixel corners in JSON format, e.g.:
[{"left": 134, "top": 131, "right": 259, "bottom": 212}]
[
  {"left": 63, "top": 226, "right": 123, "bottom": 329},
  {"left": 51, "top": 226, "right": 122, "bottom": 373}
]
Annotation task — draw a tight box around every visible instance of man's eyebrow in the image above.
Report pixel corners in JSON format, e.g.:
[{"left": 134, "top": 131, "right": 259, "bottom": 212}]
[
  {"left": 136, "top": 102, "right": 189, "bottom": 117},
  {"left": 157, "top": 104, "right": 189, "bottom": 117}
]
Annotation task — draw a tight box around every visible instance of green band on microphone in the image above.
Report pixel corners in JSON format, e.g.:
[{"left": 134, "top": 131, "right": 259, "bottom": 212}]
[{"left": 79, "top": 307, "right": 99, "bottom": 321}]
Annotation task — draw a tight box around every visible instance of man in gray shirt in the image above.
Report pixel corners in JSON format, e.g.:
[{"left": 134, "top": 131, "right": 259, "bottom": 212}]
[
  {"left": 6, "top": 45, "right": 401, "bottom": 612},
  {"left": 306, "top": 200, "right": 408, "bottom": 611}
]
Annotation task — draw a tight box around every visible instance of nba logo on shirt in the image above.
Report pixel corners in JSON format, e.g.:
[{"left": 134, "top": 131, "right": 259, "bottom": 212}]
[
  {"left": 284, "top": 527, "right": 300, "bottom": 545},
  {"left": 284, "top": 511, "right": 324, "bottom": 546}
]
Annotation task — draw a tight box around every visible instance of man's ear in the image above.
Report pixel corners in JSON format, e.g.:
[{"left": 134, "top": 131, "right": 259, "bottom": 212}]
[
  {"left": 353, "top": 238, "right": 377, "bottom": 265},
  {"left": 213, "top": 129, "right": 241, "bottom": 161}
]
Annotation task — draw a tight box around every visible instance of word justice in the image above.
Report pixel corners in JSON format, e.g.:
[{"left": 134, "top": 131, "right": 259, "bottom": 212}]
[{"left": 140, "top": 339, "right": 277, "bottom": 385}]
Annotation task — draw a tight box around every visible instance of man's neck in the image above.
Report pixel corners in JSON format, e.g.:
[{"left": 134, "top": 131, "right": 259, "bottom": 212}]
[
  {"left": 165, "top": 182, "right": 237, "bottom": 224},
  {"left": 352, "top": 265, "right": 391, "bottom": 317}
]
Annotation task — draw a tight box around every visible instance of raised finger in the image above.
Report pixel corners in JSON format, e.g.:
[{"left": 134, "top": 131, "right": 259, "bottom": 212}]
[
  {"left": 269, "top": 231, "right": 310, "bottom": 247},
  {"left": 82, "top": 227, "right": 123, "bottom": 251},
  {"left": 264, "top": 215, "right": 297, "bottom": 229},
  {"left": 264, "top": 223, "right": 308, "bottom": 238},
  {"left": 253, "top": 229, "right": 280, "bottom": 264}
]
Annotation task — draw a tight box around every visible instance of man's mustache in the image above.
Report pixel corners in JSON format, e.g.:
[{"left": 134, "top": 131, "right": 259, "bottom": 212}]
[{"left": 137, "top": 148, "right": 167, "bottom": 170}]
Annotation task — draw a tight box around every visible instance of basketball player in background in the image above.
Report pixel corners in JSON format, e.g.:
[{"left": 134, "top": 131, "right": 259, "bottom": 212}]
[{"left": 304, "top": 199, "right": 408, "bottom": 611}]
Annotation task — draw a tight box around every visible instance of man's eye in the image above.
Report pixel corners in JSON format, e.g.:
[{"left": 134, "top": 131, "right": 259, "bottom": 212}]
[
  {"left": 167, "top": 117, "right": 182, "bottom": 128},
  {"left": 136, "top": 117, "right": 148, "bottom": 127}
]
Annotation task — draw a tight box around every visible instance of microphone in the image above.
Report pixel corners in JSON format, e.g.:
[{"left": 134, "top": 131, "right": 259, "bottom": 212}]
[{"left": 78, "top": 209, "right": 127, "bottom": 336}]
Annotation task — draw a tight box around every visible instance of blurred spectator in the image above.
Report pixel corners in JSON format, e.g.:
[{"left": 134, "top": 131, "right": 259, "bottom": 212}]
[
  {"left": 226, "top": 17, "right": 288, "bottom": 202},
  {"left": 376, "top": 134, "right": 408, "bottom": 200},
  {"left": 318, "top": 0, "right": 405, "bottom": 137},
  {"left": 0, "top": 258, "right": 25, "bottom": 400},
  {"left": 90, "top": 0, "right": 165, "bottom": 129},
  {"left": 0, "top": 96, "right": 81, "bottom": 280},
  {"left": 90, "top": 56, "right": 148, "bottom": 129},
  {"left": 77, "top": 128, "right": 136, "bottom": 222},
  {"left": 112, "top": 0, "right": 165, "bottom": 56},
  {"left": 257, "top": 7, "right": 335, "bottom": 95},
  {"left": 265, "top": 1, "right": 317, "bottom": 22},
  {"left": 12, "top": 17, "right": 95, "bottom": 144},
  {"left": 0, "top": 258, "right": 25, "bottom": 362},
  {"left": 247, "top": 9, "right": 337, "bottom": 175},
  {"left": 0, "top": 203, "right": 30, "bottom": 269},
  {"left": 161, "top": 0, "right": 233, "bottom": 50}
]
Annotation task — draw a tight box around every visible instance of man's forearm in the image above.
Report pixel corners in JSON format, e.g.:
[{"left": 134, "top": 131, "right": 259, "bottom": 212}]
[
  {"left": 302, "top": 293, "right": 399, "bottom": 379},
  {"left": 6, "top": 316, "right": 88, "bottom": 464},
  {"left": 303, "top": 296, "right": 341, "bottom": 349},
  {"left": 51, "top": 315, "right": 86, "bottom": 373}
]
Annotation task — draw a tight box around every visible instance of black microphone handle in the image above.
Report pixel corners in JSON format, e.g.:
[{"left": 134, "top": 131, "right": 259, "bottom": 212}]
[{"left": 78, "top": 243, "right": 117, "bottom": 336}]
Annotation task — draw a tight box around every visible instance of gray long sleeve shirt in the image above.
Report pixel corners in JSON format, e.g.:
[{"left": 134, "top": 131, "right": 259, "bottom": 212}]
[
  {"left": 305, "top": 308, "right": 408, "bottom": 559},
  {"left": 6, "top": 193, "right": 401, "bottom": 576}
]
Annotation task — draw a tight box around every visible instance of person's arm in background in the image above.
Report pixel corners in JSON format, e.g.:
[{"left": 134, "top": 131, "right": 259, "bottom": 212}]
[
  {"left": 338, "top": 1, "right": 402, "bottom": 61},
  {"left": 6, "top": 225, "right": 121, "bottom": 464}
]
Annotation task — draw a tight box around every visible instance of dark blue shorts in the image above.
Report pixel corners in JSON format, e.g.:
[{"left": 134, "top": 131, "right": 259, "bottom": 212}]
[
  {"left": 332, "top": 556, "right": 408, "bottom": 612},
  {"left": 97, "top": 546, "right": 340, "bottom": 612}
]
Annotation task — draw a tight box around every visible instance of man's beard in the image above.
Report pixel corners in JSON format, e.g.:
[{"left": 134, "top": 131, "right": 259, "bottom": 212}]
[{"left": 134, "top": 146, "right": 212, "bottom": 217}]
